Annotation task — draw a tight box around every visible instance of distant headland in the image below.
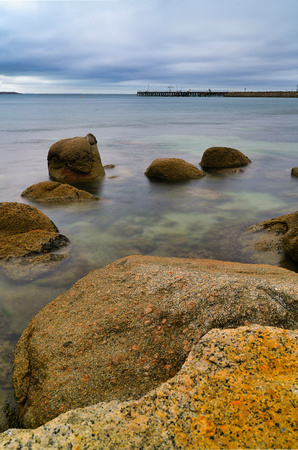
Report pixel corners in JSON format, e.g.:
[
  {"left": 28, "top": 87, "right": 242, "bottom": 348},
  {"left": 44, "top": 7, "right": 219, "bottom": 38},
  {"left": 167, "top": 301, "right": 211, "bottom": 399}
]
[{"left": 0, "top": 91, "right": 22, "bottom": 95}]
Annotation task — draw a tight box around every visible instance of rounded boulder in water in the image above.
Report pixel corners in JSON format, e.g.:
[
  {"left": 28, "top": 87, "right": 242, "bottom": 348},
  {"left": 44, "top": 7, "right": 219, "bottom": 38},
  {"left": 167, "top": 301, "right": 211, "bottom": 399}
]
[
  {"left": 200, "top": 146, "right": 251, "bottom": 168},
  {"left": 47, "top": 133, "right": 105, "bottom": 183},
  {"left": 145, "top": 158, "right": 205, "bottom": 181}
]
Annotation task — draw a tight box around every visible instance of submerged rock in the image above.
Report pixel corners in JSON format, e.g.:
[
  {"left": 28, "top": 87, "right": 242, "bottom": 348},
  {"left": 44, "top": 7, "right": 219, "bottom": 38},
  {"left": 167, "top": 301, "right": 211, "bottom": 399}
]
[
  {"left": 47, "top": 133, "right": 105, "bottom": 183},
  {"left": 21, "top": 181, "right": 99, "bottom": 204},
  {"left": 248, "top": 210, "right": 298, "bottom": 263},
  {"left": 2, "top": 325, "right": 298, "bottom": 449},
  {"left": 104, "top": 164, "right": 115, "bottom": 169},
  {"left": 145, "top": 158, "right": 205, "bottom": 181},
  {"left": 12, "top": 255, "right": 297, "bottom": 429},
  {"left": 200, "top": 146, "right": 251, "bottom": 168}
]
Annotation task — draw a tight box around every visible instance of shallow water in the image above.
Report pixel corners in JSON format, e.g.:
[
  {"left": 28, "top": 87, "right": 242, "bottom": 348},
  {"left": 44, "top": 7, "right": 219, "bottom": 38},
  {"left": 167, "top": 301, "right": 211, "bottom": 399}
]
[{"left": 0, "top": 94, "right": 298, "bottom": 416}]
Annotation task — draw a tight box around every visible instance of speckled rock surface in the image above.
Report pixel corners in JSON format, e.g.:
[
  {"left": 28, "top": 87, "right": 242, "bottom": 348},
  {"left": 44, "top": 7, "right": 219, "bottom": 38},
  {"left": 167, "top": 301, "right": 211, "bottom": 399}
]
[
  {"left": 200, "top": 146, "right": 251, "bottom": 168},
  {"left": 145, "top": 158, "right": 205, "bottom": 181},
  {"left": 1, "top": 325, "right": 297, "bottom": 449},
  {"left": 248, "top": 210, "right": 298, "bottom": 263},
  {"left": 12, "top": 256, "right": 297, "bottom": 429},
  {"left": 0, "top": 202, "right": 68, "bottom": 260},
  {"left": 47, "top": 133, "right": 105, "bottom": 182},
  {"left": 21, "top": 181, "right": 99, "bottom": 204}
]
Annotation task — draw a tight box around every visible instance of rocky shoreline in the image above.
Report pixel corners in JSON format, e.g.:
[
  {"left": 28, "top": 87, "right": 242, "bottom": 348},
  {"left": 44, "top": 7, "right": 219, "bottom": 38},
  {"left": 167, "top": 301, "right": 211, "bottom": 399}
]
[{"left": 0, "top": 137, "right": 297, "bottom": 448}]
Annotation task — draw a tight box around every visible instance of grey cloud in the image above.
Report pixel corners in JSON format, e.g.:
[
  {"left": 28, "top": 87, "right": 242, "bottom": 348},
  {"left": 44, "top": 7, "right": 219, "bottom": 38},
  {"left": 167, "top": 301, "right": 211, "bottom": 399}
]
[{"left": 0, "top": 0, "right": 297, "bottom": 93}]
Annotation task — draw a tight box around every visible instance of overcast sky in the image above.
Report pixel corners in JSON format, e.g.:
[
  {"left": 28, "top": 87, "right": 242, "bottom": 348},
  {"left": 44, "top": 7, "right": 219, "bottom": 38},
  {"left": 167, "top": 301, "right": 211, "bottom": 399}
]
[{"left": 0, "top": 0, "right": 297, "bottom": 94}]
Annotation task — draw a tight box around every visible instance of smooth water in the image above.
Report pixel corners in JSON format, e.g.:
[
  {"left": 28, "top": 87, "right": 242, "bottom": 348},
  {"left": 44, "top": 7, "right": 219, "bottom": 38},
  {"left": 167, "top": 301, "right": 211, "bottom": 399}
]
[{"left": 0, "top": 94, "right": 298, "bottom": 413}]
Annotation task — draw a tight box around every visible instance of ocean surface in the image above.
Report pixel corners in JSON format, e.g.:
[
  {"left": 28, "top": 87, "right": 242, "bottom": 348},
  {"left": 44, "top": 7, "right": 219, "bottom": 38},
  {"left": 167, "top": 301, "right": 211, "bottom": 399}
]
[{"left": 0, "top": 93, "right": 298, "bottom": 415}]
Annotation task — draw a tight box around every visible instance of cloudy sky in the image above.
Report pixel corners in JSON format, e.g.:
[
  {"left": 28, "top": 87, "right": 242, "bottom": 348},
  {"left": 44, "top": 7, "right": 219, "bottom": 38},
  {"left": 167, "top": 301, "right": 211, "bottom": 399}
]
[{"left": 0, "top": 0, "right": 297, "bottom": 94}]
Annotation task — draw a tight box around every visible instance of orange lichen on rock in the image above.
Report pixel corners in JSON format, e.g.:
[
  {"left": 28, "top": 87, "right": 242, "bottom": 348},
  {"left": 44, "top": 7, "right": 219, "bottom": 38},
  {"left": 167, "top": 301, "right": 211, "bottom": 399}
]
[{"left": 2, "top": 325, "right": 297, "bottom": 449}]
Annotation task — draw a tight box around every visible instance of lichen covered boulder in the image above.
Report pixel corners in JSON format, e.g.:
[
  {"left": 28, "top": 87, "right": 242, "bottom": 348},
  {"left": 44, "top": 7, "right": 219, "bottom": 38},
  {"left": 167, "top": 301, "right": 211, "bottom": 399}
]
[
  {"left": 2, "top": 325, "right": 298, "bottom": 449},
  {"left": 0, "top": 202, "right": 68, "bottom": 259},
  {"left": 21, "top": 181, "right": 99, "bottom": 204},
  {"left": 200, "top": 146, "right": 251, "bottom": 168},
  {"left": 145, "top": 158, "right": 205, "bottom": 181},
  {"left": 12, "top": 255, "right": 297, "bottom": 429},
  {"left": 47, "top": 133, "right": 105, "bottom": 182}
]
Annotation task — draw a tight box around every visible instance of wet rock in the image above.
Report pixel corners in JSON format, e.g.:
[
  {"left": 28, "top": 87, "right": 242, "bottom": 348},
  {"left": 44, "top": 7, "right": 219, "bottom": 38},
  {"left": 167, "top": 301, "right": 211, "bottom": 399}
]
[
  {"left": 200, "top": 146, "right": 251, "bottom": 168},
  {"left": 0, "top": 202, "right": 69, "bottom": 260},
  {"left": 145, "top": 158, "right": 205, "bottom": 181},
  {"left": 248, "top": 211, "right": 298, "bottom": 263},
  {"left": 0, "top": 339, "right": 18, "bottom": 433},
  {"left": 12, "top": 255, "right": 297, "bottom": 429},
  {"left": 2, "top": 325, "right": 298, "bottom": 449},
  {"left": 48, "top": 133, "right": 105, "bottom": 183},
  {"left": 0, "top": 202, "right": 69, "bottom": 280},
  {"left": 21, "top": 181, "right": 99, "bottom": 204},
  {"left": 291, "top": 167, "right": 298, "bottom": 177}
]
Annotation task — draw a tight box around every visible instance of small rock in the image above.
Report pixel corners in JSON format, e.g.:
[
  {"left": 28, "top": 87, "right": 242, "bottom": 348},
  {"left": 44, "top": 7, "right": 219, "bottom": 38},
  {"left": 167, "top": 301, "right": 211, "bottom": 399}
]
[
  {"left": 291, "top": 167, "right": 298, "bottom": 177},
  {"left": 104, "top": 164, "right": 115, "bottom": 169}
]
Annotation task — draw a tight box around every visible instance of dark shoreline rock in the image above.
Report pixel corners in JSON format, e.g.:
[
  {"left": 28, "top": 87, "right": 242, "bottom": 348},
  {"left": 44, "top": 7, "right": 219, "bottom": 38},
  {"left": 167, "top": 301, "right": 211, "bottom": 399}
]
[{"left": 12, "top": 255, "right": 297, "bottom": 429}]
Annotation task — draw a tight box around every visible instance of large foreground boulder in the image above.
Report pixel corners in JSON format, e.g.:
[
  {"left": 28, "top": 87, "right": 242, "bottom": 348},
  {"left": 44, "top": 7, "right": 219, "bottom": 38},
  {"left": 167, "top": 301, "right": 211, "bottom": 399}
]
[
  {"left": 200, "top": 146, "right": 251, "bottom": 168},
  {"left": 12, "top": 255, "right": 297, "bottom": 429},
  {"left": 21, "top": 181, "right": 99, "bottom": 204},
  {"left": 2, "top": 325, "right": 298, "bottom": 449},
  {"left": 248, "top": 210, "right": 298, "bottom": 263},
  {"left": 145, "top": 158, "right": 205, "bottom": 181},
  {"left": 0, "top": 202, "right": 68, "bottom": 259},
  {"left": 47, "top": 133, "right": 105, "bottom": 183}
]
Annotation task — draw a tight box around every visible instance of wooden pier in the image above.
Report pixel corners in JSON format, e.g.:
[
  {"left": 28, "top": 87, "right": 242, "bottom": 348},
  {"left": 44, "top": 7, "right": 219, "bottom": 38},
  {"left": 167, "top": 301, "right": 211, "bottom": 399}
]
[
  {"left": 137, "top": 90, "right": 228, "bottom": 97},
  {"left": 137, "top": 90, "right": 298, "bottom": 98}
]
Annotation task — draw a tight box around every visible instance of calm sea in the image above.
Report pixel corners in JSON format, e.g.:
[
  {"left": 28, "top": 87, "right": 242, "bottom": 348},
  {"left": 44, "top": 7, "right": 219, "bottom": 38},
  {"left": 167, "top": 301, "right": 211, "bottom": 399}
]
[{"left": 0, "top": 94, "right": 298, "bottom": 413}]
